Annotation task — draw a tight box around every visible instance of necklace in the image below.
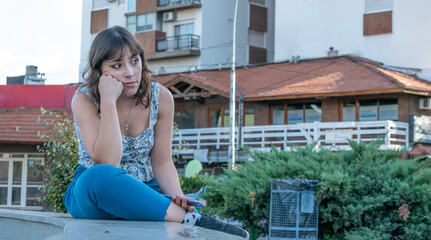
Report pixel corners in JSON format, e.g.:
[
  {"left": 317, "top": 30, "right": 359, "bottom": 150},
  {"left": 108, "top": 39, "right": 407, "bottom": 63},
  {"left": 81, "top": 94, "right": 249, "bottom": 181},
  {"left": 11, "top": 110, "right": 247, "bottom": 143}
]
[{"left": 119, "top": 101, "right": 137, "bottom": 131}]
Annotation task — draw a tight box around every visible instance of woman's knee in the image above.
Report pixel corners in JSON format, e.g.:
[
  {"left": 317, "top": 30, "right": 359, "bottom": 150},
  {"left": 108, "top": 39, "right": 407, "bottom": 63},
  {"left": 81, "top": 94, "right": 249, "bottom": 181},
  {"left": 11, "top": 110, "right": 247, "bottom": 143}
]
[{"left": 78, "top": 164, "right": 125, "bottom": 189}]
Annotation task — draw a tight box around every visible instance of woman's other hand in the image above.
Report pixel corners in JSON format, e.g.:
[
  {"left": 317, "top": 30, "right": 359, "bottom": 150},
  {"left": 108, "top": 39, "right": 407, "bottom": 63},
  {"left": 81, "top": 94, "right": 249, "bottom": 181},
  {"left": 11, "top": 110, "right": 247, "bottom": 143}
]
[{"left": 98, "top": 74, "right": 123, "bottom": 102}]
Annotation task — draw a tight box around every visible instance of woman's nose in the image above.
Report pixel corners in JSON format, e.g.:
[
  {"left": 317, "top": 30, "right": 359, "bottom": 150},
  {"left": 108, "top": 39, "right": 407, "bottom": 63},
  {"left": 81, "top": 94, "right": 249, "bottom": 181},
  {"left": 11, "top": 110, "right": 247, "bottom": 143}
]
[{"left": 123, "top": 64, "right": 134, "bottom": 77}]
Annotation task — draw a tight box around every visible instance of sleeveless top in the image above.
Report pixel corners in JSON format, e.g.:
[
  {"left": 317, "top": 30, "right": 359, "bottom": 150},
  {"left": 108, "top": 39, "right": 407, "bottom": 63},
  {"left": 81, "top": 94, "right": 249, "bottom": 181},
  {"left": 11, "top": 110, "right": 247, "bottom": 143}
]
[{"left": 74, "top": 81, "right": 160, "bottom": 182}]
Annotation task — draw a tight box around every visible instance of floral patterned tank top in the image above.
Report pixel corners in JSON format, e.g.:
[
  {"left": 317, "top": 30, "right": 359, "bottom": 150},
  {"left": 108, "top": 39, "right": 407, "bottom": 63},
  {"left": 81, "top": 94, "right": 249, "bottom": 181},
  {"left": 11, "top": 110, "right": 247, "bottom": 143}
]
[{"left": 75, "top": 81, "right": 160, "bottom": 182}]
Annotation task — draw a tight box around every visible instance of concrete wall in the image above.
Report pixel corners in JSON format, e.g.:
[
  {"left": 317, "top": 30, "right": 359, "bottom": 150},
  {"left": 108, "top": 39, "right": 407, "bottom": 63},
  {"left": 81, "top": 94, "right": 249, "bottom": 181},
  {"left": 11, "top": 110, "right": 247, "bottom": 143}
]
[
  {"left": 0, "top": 210, "right": 65, "bottom": 240},
  {"left": 79, "top": 0, "right": 92, "bottom": 82},
  {"left": 274, "top": 0, "right": 431, "bottom": 75}
]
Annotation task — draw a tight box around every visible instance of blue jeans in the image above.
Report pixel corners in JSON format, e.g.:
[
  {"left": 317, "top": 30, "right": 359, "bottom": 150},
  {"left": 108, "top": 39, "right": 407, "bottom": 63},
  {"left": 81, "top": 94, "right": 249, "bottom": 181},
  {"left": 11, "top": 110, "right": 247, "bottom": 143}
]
[{"left": 63, "top": 164, "right": 171, "bottom": 220}]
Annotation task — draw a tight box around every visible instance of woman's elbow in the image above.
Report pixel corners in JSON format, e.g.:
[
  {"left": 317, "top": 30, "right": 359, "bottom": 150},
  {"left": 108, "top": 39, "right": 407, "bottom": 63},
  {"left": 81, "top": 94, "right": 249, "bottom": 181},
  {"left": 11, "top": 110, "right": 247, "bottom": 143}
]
[{"left": 91, "top": 152, "right": 122, "bottom": 167}]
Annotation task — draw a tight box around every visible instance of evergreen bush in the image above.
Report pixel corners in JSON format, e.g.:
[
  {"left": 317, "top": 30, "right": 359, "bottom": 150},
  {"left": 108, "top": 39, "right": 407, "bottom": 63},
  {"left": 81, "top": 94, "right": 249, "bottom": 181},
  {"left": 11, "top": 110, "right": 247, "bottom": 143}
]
[
  {"left": 179, "top": 173, "right": 216, "bottom": 194},
  {"left": 202, "top": 141, "right": 431, "bottom": 240}
]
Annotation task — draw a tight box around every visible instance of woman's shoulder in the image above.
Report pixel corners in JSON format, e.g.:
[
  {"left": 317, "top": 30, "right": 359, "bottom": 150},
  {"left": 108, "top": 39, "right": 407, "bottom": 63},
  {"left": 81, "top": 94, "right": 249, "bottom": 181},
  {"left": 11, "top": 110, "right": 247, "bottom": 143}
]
[
  {"left": 72, "top": 86, "right": 99, "bottom": 114},
  {"left": 151, "top": 81, "right": 173, "bottom": 115},
  {"left": 157, "top": 83, "right": 173, "bottom": 106}
]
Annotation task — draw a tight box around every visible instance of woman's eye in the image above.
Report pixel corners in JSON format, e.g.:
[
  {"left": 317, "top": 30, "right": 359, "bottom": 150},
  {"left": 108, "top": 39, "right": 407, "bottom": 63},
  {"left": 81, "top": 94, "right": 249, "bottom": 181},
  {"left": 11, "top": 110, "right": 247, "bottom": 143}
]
[
  {"left": 132, "top": 58, "right": 139, "bottom": 65},
  {"left": 112, "top": 64, "right": 121, "bottom": 69}
]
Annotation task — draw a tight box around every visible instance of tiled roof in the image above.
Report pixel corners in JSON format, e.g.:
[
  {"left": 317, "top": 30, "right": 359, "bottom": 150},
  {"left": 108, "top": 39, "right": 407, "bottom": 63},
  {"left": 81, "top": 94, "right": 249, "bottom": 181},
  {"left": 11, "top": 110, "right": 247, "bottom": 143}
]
[
  {"left": 0, "top": 108, "right": 73, "bottom": 144},
  {"left": 154, "top": 56, "right": 431, "bottom": 101}
]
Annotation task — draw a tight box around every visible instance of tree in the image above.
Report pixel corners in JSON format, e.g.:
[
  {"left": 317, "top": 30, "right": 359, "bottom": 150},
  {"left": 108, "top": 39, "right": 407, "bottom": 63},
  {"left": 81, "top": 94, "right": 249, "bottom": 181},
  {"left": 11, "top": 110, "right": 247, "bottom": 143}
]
[{"left": 37, "top": 108, "right": 78, "bottom": 213}]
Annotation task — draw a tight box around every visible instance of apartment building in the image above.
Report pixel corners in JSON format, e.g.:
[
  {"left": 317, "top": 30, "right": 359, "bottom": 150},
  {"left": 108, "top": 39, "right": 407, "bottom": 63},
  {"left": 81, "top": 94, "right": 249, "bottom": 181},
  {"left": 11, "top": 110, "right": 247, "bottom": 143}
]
[
  {"left": 79, "top": 0, "right": 275, "bottom": 81},
  {"left": 274, "top": 0, "right": 431, "bottom": 80}
]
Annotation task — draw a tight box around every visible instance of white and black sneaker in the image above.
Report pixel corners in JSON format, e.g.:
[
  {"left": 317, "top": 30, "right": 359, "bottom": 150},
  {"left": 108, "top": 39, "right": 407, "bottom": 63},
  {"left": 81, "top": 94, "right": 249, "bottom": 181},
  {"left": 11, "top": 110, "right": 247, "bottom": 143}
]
[{"left": 195, "top": 215, "right": 249, "bottom": 239}]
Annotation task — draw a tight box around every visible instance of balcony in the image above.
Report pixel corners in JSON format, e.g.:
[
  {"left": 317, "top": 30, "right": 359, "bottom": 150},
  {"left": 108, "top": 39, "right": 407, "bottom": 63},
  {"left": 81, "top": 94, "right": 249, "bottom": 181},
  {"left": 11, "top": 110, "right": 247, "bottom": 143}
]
[
  {"left": 153, "top": 34, "right": 200, "bottom": 60},
  {"left": 157, "top": 0, "right": 202, "bottom": 11},
  {"left": 173, "top": 121, "right": 409, "bottom": 155}
]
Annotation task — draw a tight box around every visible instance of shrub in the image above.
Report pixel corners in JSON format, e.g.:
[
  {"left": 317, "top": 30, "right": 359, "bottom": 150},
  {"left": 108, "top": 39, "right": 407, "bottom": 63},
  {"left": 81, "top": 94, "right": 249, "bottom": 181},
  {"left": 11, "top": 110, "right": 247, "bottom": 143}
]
[
  {"left": 202, "top": 141, "right": 431, "bottom": 240},
  {"left": 180, "top": 173, "right": 218, "bottom": 194},
  {"left": 37, "top": 108, "right": 78, "bottom": 213}
]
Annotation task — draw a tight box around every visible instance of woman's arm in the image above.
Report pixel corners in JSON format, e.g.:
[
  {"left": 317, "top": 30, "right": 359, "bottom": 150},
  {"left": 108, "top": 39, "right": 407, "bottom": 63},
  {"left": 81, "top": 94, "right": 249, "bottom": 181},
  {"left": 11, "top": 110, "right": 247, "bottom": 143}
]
[
  {"left": 72, "top": 75, "right": 124, "bottom": 167},
  {"left": 151, "top": 85, "right": 184, "bottom": 197}
]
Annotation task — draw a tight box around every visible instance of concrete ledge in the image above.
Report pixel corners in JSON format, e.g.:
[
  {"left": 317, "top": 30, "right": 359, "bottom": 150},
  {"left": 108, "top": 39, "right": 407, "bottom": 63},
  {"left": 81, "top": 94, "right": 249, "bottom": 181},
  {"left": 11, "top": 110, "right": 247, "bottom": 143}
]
[{"left": 0, "top": 209, "right": 243, "bottom": 240}]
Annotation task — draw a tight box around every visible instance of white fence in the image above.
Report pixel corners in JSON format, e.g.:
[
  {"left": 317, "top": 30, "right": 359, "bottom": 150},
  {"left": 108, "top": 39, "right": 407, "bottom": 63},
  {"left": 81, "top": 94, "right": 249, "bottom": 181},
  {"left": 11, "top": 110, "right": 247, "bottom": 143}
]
[{"left": 173, "top": 121, "right": 409, "bottom": 151}]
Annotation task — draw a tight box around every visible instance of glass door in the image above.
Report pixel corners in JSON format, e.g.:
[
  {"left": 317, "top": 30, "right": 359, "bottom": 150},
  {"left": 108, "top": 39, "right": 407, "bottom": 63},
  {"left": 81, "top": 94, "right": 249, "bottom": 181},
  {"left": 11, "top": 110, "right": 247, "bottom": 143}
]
[
  {"left": 12, "top": 161, "right": 23, "bottom": 206},
  {"left": 0, "top": 153, "right": 44, "bottom": 208},
  {"left": 0, "top": 161, "right": 8, "bottom": 205}
]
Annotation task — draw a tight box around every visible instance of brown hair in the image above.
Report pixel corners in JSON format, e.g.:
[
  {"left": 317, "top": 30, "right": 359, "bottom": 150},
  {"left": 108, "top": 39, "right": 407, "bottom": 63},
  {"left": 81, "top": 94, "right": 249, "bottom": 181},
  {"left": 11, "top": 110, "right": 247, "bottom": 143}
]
[{"left": 81, "top": 26, "right": 151, "bottom": 108}]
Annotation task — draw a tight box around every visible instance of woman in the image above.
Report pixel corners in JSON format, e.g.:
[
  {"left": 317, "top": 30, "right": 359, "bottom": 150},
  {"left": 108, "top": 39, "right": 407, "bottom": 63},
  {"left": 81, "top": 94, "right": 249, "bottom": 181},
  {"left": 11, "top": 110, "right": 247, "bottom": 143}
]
[{"left": 63, "top": 26, "right": 248, "bottom": 239}]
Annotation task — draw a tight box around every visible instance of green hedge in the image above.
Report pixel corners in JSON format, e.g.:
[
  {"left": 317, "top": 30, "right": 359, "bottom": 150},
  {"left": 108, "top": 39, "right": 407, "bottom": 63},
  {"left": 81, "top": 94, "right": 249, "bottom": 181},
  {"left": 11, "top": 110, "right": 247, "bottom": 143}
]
[{"left": 201, "top": 141, "right": 431, "bottom": 240}]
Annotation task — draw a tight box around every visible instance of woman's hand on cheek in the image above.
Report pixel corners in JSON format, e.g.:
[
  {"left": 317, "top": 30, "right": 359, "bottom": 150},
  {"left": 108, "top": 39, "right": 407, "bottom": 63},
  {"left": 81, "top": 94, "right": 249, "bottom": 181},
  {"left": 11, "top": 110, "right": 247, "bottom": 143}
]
[{"left": 98, "top": 74, "right": 123, "bottom": 102}]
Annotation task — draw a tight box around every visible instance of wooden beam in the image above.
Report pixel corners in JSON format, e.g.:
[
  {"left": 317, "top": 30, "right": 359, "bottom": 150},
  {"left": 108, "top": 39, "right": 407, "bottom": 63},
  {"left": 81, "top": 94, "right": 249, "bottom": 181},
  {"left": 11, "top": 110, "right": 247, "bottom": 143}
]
[
  {"left": 169, "top": 86, "right": 182, "bottom": 95},
  {"left": 183, "top": 84, "right": 195, "bottom": 94}
]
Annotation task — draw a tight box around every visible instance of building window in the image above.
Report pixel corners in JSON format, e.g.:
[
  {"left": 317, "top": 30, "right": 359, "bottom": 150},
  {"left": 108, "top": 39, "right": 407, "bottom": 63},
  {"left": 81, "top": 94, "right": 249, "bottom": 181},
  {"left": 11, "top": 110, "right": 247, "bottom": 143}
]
[
  {"left": 342, "top": 102, "right": 356, "bottom": 121},
  {"left": 365, "top": 0, "right": 393, "bottom": 13},
  {"left": 174, "top": 109, "right": 195, "bottom": 129},
  {"left": 175, "top": 23, "right": 194, "bottom": 36},
  {"left": 379, "top": 98, "right": 398, "bottom": 120},
  {"left": 118, "top": 0, "right": 126, "bottom": 5},
  {"left": 341, "top": 98, "right": 398, "bottom": 121},
  {"left": 93, "top": 0, "right": 109, "bottom": 9},
  {"left": 137, "top": 13, "right": 155, "bottom": 32},
  {"left": 248, "top": 29, "right": 265, "bottom": 48},
  {"left": 271, "top": 103, "right": 322, "bottom": 125},
  {"left": 209, "top": 106, "right": 238, "bottom": 128},
  {"left": 272, "top": 105, "right": 285, "bottom": 125},
  {"left": 244, "top": 107, "right": 255, "bottom": 126},
  {"left": 305, "top": 103, "right": 322, "bottom": 122},
  {"left": 170, "top": 23, "right": 196, "bottom": 50},
  {"left": 127, "top": 0, "right": 136, "bottom": 12},
  {"left": 0, "top": 153, "right": 44, "bottom": 208},
  {"left": 126, "top": 15, "right": 136, "bottom": 35},
  {"left": 249, "top": 0, "right": 266, "bottom": 7},
  {"left": 210, "top": 107, "right": 227, "bottom": 127}
]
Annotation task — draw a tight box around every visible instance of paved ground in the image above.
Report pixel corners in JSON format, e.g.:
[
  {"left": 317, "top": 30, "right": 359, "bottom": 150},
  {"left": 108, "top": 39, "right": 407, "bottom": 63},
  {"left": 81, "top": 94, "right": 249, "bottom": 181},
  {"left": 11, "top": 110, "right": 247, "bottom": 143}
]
[{"left": 0, "top": 209, "right": 244, "bottom": 240}]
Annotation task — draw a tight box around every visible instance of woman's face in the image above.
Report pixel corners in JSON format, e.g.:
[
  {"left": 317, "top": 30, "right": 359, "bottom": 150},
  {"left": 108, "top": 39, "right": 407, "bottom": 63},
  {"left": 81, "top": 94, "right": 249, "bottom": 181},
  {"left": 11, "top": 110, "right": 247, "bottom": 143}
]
[{"left": 101, "top": 46, "right": 142, "bottom": 97}]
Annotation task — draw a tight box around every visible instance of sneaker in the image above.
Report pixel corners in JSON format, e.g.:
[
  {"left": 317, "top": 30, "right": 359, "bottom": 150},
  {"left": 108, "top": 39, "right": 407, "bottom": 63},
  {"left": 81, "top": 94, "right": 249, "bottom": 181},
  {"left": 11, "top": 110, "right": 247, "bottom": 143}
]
[{"left": 195, "top": 215, "right": 249, "bottom": 239}]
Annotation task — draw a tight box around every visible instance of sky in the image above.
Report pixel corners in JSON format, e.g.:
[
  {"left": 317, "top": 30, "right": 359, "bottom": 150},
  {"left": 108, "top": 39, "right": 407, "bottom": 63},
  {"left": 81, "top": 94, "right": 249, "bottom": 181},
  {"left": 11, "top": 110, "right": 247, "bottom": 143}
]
[{"left": 0, "top": 0, "right": 83, "bottom": 85}]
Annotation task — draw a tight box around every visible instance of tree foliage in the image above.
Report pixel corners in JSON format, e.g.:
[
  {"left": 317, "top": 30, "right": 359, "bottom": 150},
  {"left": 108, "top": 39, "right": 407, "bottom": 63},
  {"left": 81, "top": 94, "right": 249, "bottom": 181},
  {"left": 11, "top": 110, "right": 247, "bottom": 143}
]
[
  {"left": 202, "top": 142, "right": 431, "bottom": 240},
  {"left": 37, "top": 108, "right": 78, "bottom": 213}
]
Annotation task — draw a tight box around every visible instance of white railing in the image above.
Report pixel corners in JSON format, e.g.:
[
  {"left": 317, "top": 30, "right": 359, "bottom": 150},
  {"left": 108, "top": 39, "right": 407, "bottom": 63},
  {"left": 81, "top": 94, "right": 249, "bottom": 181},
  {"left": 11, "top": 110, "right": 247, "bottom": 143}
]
[{"left": 173, "top": 121, "right": 409, "bottom": 152}]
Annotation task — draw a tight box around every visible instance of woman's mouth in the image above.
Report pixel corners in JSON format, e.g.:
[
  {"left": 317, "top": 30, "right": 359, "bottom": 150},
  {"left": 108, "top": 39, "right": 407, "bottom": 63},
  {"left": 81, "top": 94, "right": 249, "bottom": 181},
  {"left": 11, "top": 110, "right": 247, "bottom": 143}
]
[{"left": 123, "top": 82, "right": 137, "bottom": 88}]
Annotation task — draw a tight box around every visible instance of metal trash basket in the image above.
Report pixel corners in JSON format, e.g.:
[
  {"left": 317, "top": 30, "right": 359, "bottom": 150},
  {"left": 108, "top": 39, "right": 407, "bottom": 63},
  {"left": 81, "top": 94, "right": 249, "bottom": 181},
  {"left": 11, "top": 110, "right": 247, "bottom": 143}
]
[{"left": 269, "top": 179, "right": 319, "bottom": 240}]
